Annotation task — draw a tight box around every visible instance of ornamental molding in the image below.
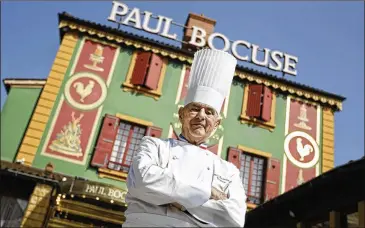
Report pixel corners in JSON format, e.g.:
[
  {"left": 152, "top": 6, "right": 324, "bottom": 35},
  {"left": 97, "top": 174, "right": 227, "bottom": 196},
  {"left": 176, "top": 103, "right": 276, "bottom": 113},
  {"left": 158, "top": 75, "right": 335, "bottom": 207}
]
[
  {"left": 235, "top": 72, "right": 343, "bottom": 110},
  {"left": 59, "top": 20, "right": 343, "bottom": 111}
]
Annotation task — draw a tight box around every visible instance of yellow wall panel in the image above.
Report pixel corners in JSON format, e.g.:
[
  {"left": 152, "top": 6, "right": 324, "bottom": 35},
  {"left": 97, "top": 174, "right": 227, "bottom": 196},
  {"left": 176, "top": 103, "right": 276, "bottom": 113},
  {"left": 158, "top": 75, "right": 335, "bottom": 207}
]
[
  {"left": 41, "top": 92, "right": 57, "bottom": 102},
  {"left": 32, "top": 113, "right": 49, "bottom": 124},
  {"left": 54, "top": 58, "right": 70, "bottom": 68},
  {"left": 43, "top": 84, "right": 60, "bottom": 95},
  {"left": 23, "top": 137, "right": 41, "bottom": 147},
  {"left": 29, "top": 120, "right": 46, "bottom": 131},
  {"left": 56, "top": 51, "right": 73, "bottom": 61},
  {"left": 49, "top": 71, "right": 65, "bottom": 81},
  {"left": 26, "top": 128, "right": 44, "bottom": 139},
  {"left": 19, "top": 144, "right": 37, "bottom": 155},
  {"left": 323, "top": 159, "right": 334, "bottom": 168},
  {"left": 47, "top": 78, "right": 62, "bottom": 87},
  {"left": 51, "top": 64, "right": 67, "bottom": 74},
  {"left": 38, "top": 99, "right": 54, "bottom": 109},
  {"left": 59, "top": 45, "right": 74, "bottom": 55},
  {"left": 323, "top": 119, "right": 334, "bottom": 128}
]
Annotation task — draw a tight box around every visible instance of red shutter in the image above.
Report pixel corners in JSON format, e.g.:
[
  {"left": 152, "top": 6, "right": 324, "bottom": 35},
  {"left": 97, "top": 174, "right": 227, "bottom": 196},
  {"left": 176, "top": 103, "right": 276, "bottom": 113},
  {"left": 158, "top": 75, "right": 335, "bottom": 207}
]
[
  {"left": 264, "top": 158, "right": 281, "bottom": 201},
  {"left": 144, "top": 54, "right": 163, "bottom": 90},
  {"left": 180, "top": 67, "right": 191, "bottom": 102},
  {"left": 246, "top": 84, "right": 263, "bottom": 118},
  {"left": 130, "top": 52, "right": 151, "bottom": 85},
  {"left": 227, "top": 147, "right": 241, "bottom": 169},
  {"left": 207, "top": 144, "right": 219, "bottom": 155},
  {"left": 91, "top": 115, "right": 120, "bottom": 168},
  {"left": 146, "top": 126, "right": 163, "bottom": 138},
  {"left": 261, "top": 86, "right": 273, "bottom": 122}
]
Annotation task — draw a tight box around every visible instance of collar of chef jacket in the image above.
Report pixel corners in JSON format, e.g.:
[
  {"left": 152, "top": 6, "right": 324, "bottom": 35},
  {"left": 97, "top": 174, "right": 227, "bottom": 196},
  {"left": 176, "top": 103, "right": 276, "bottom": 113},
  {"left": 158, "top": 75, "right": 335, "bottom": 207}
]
[{"left": 178, "top": 134, "right": 208, "bottom": 150}]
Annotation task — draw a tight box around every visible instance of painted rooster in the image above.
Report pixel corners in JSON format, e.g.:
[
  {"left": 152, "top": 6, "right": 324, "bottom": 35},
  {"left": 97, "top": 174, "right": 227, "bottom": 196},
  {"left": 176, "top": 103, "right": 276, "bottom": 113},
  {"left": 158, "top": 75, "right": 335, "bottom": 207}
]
[
  {"left": 296, "top": 138, "right": 313, "bottom": 161},
  {"left": 73, "top": 80, "right": 95, "bottom": 102}
]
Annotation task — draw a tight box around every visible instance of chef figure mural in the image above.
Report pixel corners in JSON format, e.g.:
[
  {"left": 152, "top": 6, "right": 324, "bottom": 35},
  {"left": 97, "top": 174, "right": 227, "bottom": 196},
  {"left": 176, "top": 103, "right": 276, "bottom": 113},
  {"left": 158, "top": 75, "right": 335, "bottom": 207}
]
[
  {"left": 282, "top": 98, "right": 321, "bottom": 192},
  {"left": 41, "top": 39, "right": 118, "bottom": 164}
]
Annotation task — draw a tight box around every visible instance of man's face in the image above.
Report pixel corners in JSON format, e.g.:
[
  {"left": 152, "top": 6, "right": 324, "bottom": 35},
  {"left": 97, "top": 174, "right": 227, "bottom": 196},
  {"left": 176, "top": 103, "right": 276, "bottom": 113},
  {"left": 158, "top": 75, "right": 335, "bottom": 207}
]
[{"left": 178, "top": 102, "right": 221, "bottom": 144}]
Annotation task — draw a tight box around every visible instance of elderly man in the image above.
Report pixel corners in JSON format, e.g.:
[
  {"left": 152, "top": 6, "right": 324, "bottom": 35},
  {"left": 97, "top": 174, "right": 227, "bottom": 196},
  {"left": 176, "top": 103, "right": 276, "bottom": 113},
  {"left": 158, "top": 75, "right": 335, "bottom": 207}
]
[{"left": 124, "top": 49, "right": 247, "bottom": 227}]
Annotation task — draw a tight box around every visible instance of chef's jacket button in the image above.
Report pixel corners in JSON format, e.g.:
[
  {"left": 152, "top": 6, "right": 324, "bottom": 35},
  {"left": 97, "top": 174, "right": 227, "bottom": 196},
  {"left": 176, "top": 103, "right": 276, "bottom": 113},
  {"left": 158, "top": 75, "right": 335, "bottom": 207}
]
[
  {"left": 207, "top": 167, "right": 210, "bottom": 170},
  {"left": 173, "top": 156, "right": 178, "bottom": 160}
]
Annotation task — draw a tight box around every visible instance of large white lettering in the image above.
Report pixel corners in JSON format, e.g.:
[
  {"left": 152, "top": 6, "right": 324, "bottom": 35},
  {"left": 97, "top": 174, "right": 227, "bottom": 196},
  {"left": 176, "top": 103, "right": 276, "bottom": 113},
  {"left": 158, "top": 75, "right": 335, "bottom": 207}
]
[
  {"left": 108, "top": 1, "right": 299, "bottom": 76},
  {"left": 189, "top": 26, "right": 206, "bottom": 47},
  {"left": 122, "top": 7, "right": 142, "bottom": 29},
  {"left": 252, "top": 45, "right": 270, "bottom": 67},
  {"left": 283, "top": 54, "right": 298, "bottom": 76},
  {"left": 142, "top": 11, "right": 163, "bottom": 33},
  {"left": 208, "top": 33, "right": 230, "bottom": 52},
  {"left": 269, "top": 50, "right": 284, "bottom": 71},
  {"left": 160, "top": 17, "right": 177, "bottom": 40},
  {"left": 108, "top": 1, "right": 129, "bottom": 22},
  {"left": 231, "top": 40, "right": 251, "bottom": 61}
]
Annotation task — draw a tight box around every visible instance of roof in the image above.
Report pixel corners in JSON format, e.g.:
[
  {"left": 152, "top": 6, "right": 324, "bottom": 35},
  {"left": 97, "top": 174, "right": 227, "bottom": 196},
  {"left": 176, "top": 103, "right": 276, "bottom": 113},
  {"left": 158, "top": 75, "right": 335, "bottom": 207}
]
[
  {"left": 245, "top": 157, "right": 365, "bottom": 227},
  {"left": 3, "top": 78, "right": 46, "bottom": 93},
  {"left": 1, "top": 160, "right": 69, "bottom": 184},
  {"left": 58, "top": 12, "right": 346, "bottom": 104}
]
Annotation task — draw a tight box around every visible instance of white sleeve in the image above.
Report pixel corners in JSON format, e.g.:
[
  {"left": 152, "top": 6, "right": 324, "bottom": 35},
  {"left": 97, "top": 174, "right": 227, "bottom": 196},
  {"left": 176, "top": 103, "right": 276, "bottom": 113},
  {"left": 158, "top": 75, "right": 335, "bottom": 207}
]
[
  {"left": 188, "top": 169, "right": 247, "bottom": 227},
  {"left": 126, "top": 136, "right": 211, "bottom": 208}
]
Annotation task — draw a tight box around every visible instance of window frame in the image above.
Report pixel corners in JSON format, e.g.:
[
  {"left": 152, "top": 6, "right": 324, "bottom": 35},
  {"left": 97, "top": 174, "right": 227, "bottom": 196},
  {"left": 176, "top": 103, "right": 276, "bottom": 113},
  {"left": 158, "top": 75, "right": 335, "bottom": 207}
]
[
  {"left": 97, "top": 113, "right": 154, "bottom": 181},
  {"left": 240, "top": 84, "right": 276, "bottom": 131},
  {"left": 236, "top": 145, "right": 272, "bottom": 209},
  {"left": 122, "top": 50, "right": 168, "bottom": 100},
  {"left": 107, "top": 121, "right": 146, "bottom": 173}
]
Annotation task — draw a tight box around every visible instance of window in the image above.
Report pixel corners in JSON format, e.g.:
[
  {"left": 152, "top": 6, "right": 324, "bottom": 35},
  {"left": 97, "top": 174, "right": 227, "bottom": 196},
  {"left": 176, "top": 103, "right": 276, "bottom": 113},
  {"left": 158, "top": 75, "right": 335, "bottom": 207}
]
[
  {"left": 240, "top": 84, "right": 276, "bottom": 131},
  {"left": 240, "top": 153, "right": 266, "bottom": 205},
  {"left": 108, "top": 122, "right": 146, "bottom": 173},
  {"left": 227, "top": 146, "right": 280, "bottom": 207},
  {"left": 122, "top": 51, "right": 167, "bottom": 100},
  {"left": 91, "top": 114, "right": 162, "bottom": 180}
]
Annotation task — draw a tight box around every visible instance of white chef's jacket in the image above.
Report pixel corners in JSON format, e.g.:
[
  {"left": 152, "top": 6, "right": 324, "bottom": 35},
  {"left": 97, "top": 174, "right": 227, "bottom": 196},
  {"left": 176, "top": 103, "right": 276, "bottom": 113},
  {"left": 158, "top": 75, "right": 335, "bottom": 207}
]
[{"left": 123, "top": 136, "right": 247, "bottom": 227}]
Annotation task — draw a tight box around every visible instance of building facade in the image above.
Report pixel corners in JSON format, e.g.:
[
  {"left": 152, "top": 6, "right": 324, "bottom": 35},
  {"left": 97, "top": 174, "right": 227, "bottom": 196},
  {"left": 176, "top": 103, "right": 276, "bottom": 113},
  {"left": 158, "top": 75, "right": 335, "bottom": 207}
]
[{"left": 1, "top": 9, "right": 346, "bottom": 227}]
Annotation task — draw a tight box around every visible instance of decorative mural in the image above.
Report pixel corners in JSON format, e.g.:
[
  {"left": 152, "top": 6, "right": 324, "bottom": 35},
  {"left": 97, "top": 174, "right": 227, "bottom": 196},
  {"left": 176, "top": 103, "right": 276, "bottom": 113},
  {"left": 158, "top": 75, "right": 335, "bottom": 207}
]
[
  {"left": 281, "top": 97, "right": 321, "bottom": 192},
  {"left": 41, "top": 39, "right": 119, "bottom": 164}
]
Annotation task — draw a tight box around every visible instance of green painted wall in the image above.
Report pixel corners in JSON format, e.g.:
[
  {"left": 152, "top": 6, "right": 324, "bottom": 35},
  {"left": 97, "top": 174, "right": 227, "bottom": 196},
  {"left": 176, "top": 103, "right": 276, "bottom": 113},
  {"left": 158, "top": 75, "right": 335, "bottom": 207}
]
[
  {"left": 1, "top": 87, "right": 42, "bottom": 162},
  {"left": 32, "top": 39, "right": 184, "bottom": 189},
  {"left": 10, "top": 34, "right": 324, "bottom": 192},
  {"left": 221, "top": 81, "right": 287, "bottom": 161},
  {"left": 221, "top": 81, "right": 288, "bottom": 190}
]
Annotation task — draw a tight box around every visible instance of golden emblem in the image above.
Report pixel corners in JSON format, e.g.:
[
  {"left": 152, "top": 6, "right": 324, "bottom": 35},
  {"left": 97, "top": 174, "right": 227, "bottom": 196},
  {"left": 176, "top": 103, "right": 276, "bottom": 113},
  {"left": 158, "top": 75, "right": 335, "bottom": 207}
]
[
  {"left": 49, "top": 112, "right": 84, "bottom": 157},
  {"left": 84, "top": 44, "right": 105, "bottom": 72}
]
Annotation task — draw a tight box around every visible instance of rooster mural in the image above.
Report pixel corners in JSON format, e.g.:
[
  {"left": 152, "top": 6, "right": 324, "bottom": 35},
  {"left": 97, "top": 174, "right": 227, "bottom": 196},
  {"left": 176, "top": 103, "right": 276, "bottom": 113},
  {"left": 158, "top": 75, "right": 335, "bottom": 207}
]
[
  {"left": 296, "top": 137, "right": 313, "bottom": 161},
  {"left": 73, "top": 80, "right": 95, "bottom": 102}
]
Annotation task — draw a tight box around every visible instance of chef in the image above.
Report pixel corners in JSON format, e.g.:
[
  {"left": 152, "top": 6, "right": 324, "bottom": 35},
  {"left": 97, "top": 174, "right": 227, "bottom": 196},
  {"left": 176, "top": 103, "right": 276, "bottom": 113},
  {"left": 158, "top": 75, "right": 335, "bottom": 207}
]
[{"left": 123, "top": 49, "right": 247, "bottom": 227}]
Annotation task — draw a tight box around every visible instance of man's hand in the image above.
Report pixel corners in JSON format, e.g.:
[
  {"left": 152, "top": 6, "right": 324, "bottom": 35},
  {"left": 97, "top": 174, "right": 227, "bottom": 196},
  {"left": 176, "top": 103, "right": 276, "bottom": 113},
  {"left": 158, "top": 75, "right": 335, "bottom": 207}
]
[
  {"left": 210, "top": 187, "right": 227, "bottom": 201},
  {"left": 170, "top": 187, "right": 227, "bottom": 210}
]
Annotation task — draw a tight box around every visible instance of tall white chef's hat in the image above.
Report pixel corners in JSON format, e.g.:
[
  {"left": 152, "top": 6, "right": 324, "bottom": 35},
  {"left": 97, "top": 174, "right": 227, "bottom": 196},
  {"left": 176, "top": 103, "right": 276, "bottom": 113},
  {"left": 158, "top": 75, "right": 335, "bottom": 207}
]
[{"left": 185, "top": 49, "right": 237, "bottom": 113}]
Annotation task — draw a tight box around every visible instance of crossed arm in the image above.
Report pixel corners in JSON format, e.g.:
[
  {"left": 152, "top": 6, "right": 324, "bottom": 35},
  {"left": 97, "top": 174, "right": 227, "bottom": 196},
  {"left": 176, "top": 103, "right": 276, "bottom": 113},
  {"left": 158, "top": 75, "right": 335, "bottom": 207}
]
[
  {"left": 126, "top": 137, "right": 210, "bottom": 208},
  {"left": 126, "top": 137, "right": 247, "bottom": 227}
]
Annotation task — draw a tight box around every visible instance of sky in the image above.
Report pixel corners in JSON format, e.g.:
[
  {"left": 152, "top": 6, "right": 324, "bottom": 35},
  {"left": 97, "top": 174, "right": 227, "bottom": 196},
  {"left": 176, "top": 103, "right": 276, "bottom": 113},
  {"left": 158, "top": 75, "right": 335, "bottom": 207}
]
[{"left": 1, "top": 1, "right": 364, "bottom": 166}]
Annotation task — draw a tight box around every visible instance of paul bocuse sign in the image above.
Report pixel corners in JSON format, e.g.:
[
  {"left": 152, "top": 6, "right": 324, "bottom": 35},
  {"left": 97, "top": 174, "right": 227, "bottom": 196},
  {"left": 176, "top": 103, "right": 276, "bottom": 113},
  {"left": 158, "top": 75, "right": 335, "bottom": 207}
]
[
  {"left": 60, "top": 179, "right": 128, "bottom": 204},
  {"left": 108, "top": 1, "right": 299, "bottom": 76}
]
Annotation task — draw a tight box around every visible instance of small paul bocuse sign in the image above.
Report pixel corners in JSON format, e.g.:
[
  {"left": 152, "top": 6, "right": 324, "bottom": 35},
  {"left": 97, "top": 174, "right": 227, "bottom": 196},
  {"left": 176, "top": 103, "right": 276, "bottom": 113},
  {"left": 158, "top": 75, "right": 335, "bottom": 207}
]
[{"left": 108, "top": 1, "right": 299, "bottom": 76}]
